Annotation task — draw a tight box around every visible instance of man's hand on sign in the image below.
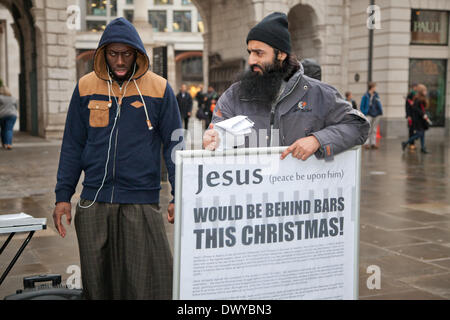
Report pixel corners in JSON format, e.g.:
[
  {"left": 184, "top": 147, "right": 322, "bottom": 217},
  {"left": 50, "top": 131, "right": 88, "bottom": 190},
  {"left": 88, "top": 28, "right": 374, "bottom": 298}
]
[
  {"left": 167, "top": 203, "right": 175, "bottom": 224},
  {"left": 280, "top": 136, "right": 321, "bottom": 161},
  {"left": 202, "top": 124, "right": 220, "bottom": 151}
]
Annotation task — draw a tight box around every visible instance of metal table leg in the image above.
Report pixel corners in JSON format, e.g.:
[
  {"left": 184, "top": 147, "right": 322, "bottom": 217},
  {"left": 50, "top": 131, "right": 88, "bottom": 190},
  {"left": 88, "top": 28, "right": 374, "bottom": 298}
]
[
  {"left": 0, "top": 231, "right": 35, "bottom": 286},
  {"left": 0, "top": 232, "right": 16, "bottom": 255}
]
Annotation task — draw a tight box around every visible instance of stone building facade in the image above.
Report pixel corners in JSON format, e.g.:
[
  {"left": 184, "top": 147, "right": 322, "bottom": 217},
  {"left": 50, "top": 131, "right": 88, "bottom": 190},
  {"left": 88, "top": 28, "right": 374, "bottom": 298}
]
[{"left": 1, "top": 0, "right": 450, "bottom": 138}]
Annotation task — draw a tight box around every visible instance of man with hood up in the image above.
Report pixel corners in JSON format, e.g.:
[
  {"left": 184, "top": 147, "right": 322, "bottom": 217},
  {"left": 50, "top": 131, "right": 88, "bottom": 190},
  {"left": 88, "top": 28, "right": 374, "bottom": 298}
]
[
  {"left": 203, "top": 12, "right": 369, "bottom": 160},
  {"left": 53, "top": 18, "right": 182, "bottom": 299}
]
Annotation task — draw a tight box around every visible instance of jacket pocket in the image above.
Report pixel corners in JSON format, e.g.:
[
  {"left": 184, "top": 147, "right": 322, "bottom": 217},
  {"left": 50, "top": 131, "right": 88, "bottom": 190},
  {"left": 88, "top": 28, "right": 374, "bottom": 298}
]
[{"left": 88, "top": 100, "right": 110, "bottom": 127}]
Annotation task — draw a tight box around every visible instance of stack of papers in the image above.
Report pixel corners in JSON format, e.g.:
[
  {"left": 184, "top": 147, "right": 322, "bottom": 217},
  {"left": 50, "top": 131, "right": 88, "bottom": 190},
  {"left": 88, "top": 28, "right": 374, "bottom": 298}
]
[
  {"left": 0, "top": 213, "right": 47, "bottom": 233},
  {"left": 214, "top": 116, "right": 254, "bottom": 151}
]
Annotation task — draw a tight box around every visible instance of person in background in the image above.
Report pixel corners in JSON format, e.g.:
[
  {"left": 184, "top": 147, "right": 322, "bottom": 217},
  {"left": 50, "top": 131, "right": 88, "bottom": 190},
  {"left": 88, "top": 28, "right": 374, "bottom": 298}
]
[
  {"left": 401, "top": 84, "right": 431, "bottom": 154},
  {"left": 204, "top": 85, "right": 219, "bottom": 129},
  {"left": 360, "top": 82, "right": 383, "bottom": 149},
  {"left": 405, "top": 83, "right": 418, "bottom": 150},
  {"left": 301, "top": 58, "right": 321, "bottom": 81},
  {"left": 176, "top": 83, "right": 193, "bottom": 130},
  {"left": 345, "top": 91, "right": 358, "bottom": 110},
  {"left": 0, "top": 84, "right": 18, "bottom": 150}
]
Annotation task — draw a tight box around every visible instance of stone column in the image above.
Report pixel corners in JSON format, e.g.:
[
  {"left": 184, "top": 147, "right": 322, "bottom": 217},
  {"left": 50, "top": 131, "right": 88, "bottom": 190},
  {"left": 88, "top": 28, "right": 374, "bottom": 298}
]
[
  {"left": 202, "top": 31, "right": 209, "bottom": 89},
  {"left": 133, "top": 0, "right": 154, "bottom": 56},
  {"left": 0, "top": 20, "right": 5, "bottom": 85},
  {"left": 167, "top": 43, "right": 176, "bottom": 87},
  {"left": 43, "top": 0, "right": 77, "bottom": 138}
]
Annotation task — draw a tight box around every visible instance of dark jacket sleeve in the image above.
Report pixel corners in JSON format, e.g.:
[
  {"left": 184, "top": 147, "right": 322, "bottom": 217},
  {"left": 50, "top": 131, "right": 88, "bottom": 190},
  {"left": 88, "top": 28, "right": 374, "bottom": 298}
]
[
  {"left": 159, "top": 83, "right": 183, "bottom": 202},
  {"left": 211, "top": 86, "right": 236, "bottom": 123},
  {"left": 311, "top": 89, "right": 370, "bottom": 159},
  {"left": 55, "top": 84, "right": 87, "bottom": 203}
]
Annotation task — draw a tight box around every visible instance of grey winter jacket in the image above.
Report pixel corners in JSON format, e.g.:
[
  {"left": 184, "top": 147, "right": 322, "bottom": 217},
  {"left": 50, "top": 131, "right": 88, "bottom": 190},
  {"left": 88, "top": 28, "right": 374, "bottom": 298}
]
[
  {"left": 0, "top": 95, "right": 18, "bottom": 119},
  {"left": 211, "top": 64, "right": 370, "bottom": 160}
]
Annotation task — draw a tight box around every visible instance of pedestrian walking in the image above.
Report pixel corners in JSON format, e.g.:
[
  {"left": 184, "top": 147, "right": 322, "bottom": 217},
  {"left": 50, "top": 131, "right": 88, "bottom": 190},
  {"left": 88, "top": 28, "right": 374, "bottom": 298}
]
[
  {"left": 53, "top": 18, "right": 182, "bottom": 300},
  {"left": 360, "top": 82, "right": 383, "bottom": 149},
  {"left": 204, "top": 85, "right": 218, "bottom": 130},
  {"left": 0, "top": 84, "right": 18, "bottom": 150},
  {"left": 405, "top": 83, "right": 418, "bottom": 150},
  {"left": 401, "top": 84, "right": 432, "bottom": 154},
  {"left": 345, "top": 91, "right": 358, "bottom": 110},
  {"left": 176, "top": 83, "right": 193, "bottom": 130}
]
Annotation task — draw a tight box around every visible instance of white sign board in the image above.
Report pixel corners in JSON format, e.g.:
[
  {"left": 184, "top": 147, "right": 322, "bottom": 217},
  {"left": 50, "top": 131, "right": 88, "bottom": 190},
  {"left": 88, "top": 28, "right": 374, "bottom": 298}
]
[{"left": 173, "top": 147, "right": 360, "bottom": 300}]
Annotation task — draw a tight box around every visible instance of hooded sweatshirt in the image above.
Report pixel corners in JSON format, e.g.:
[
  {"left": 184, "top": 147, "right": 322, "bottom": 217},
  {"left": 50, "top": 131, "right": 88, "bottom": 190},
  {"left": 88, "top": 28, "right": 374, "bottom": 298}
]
[{"left": 55, "top": 18, "right": 182, "bottom": 204}]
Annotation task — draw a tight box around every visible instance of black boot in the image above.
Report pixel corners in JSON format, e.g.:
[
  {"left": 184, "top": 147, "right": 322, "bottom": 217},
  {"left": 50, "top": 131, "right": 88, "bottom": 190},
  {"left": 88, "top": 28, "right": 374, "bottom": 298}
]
[
  {"left": 421, "top": 148, "right": 430, "bottom": 154},
  {"left": 401, "top": 142, "right": 407, "bottom": 151}
]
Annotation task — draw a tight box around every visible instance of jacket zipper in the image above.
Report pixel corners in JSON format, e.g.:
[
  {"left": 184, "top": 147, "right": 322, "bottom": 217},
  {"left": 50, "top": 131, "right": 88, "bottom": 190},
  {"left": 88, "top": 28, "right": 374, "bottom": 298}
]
[
  {"left": 111, "top": 84, "right": 123, "bottom": 203},
  {"left": 111, "top": 126, "right": 119, "bottom": 203},
  {"left": 269, "top": 76, "right": 302, "bottom": 146}
]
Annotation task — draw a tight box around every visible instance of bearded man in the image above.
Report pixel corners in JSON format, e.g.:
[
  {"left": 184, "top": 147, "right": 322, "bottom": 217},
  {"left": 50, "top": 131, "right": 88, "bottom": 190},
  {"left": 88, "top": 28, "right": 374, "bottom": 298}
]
[{"left": 203, "top": 12, "right": 369, "bottom": 161}]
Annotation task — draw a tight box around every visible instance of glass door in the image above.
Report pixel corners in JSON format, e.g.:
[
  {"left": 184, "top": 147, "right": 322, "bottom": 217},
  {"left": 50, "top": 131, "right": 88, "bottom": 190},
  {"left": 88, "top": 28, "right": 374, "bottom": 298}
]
[{"left": 409, "top": 59, "right": 447, "bottom": 127}]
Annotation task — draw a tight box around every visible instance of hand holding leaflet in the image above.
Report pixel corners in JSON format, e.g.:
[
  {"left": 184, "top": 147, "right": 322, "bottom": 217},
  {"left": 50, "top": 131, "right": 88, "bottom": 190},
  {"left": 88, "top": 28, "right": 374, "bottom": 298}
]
[{"left": 214, "top": 116, "right": 254, "bottom": 151}]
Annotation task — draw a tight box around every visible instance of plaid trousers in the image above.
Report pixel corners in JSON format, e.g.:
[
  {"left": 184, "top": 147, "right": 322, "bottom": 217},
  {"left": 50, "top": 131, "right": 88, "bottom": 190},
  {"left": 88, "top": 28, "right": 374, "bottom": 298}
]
[{"left": 75, "top": 199, "right": 173, "bottom": 300}]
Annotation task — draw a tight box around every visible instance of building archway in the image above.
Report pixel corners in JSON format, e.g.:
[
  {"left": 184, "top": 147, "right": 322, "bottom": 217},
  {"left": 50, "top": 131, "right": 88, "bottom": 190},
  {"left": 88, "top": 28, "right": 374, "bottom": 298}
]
[
  {"left": 76, "top": 49, "right": 95, "bottom": 80},
  {"left": 0, "top": 0, "right": 40, "bottom": 135},
  {"left": 190, "top": 0, "right": 255, "bottom": 93},
  {"left": 175, "top": 51, "right": 203, "bottom": 90},
  {"left": 287, "top": 3, "right": 323, "bottom": 64}
]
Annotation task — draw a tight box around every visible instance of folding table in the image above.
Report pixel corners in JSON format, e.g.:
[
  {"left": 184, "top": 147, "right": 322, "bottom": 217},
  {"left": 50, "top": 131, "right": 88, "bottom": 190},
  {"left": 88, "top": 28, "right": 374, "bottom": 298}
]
[{"left": 0, "top": 213, "right": 47, "bottom": 286}]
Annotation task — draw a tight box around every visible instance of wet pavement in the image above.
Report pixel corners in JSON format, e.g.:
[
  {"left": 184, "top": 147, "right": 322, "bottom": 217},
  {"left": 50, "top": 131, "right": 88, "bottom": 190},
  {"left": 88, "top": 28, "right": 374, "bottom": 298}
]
[{"left": 0, "top": 124, "right": 449, "bottom": 299}]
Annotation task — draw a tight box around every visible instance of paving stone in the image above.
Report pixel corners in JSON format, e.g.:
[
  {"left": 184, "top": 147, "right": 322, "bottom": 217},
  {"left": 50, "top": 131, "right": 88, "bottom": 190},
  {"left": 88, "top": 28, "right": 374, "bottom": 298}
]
[
  {"left": 385, "top": 209, "right": 450, "bottom": 223},
  {"left": 360, "top": 211, "right": 424, "bottom": 231},
  {"left": 360, "top": 224, "right": 425, "bottom": 247},
  {"left": 400, "top": 273, "right": 450, "bottom": 299},
  {"left": 390, "top": 243, "right": 450, "bottom": 261},
  {"left": 360, "top": 289, "right": 446, "bottom": 300},
  {"left": 432, "top": 259, "right": 450, "bottom": 270},
  {"left": 397, "top": 227, "right": 450, "bottom": 245}
]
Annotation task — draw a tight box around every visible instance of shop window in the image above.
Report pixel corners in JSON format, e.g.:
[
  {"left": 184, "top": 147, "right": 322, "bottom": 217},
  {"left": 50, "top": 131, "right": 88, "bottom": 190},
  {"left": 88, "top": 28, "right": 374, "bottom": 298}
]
[
  {"left": 86, "top": 20, "right": 107, "bottom": 32},
  {"left": 124, "top": 9, "right": 134, "bottom": 22},
  {"left": 110, "top": 0, "right": 117, "bottom": 16},
  {"left": 148, "top": 10, "right": 167, "bottom": 32},
  {"left": 409, "top": 59, "right": 447, "bottom": 127},
  {"left": 155, "top": 0, "right": 173, "bottom": 4},
  {"left": 197, "top": 14, "right": 204, "bottom": 33},
  {"left": 86, "top": 0, "right": 106, "bottom": 16},
  {"left": 85, "top": 0, "right": 117, "bottom": 32},
  {"left": 173, "top": 11, "right": 191, "bottom": 32},
  {"left": 411, "top": 10, "right": 449, "bottom": 45},
  {"left": 182, "top": 56, "right": 203, "bottom": 81}
]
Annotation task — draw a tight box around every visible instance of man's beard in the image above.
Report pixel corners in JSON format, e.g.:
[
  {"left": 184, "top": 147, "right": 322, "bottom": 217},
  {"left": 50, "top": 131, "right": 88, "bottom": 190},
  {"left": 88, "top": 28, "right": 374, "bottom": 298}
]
[{"left": 238, "top": 59, "right": 287, "bottom": 103}]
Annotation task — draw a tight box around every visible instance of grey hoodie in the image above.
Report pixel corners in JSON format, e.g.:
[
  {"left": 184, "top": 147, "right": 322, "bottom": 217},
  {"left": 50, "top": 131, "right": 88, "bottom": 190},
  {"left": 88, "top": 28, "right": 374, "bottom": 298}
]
[
  {"left": 211, "top": 64, "right": 370, "bottom": 160},
  {"left": 0, "top": 95, "right": 18, "bottom": 119}
]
